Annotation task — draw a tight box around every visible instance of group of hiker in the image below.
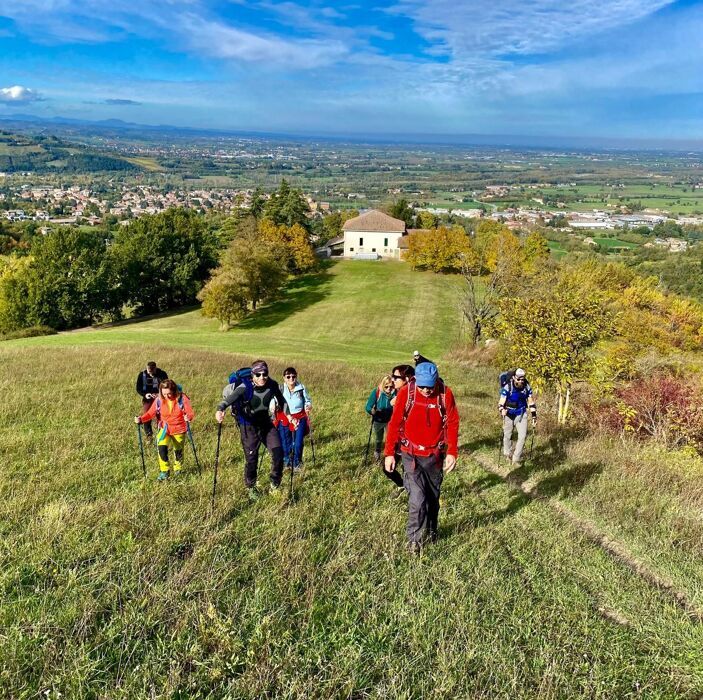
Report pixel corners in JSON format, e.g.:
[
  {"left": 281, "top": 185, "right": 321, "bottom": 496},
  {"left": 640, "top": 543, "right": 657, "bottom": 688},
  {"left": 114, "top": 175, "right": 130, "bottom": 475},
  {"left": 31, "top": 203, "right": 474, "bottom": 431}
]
[{"left": 134, "top": 352, "right": 537, "bottom": 555}]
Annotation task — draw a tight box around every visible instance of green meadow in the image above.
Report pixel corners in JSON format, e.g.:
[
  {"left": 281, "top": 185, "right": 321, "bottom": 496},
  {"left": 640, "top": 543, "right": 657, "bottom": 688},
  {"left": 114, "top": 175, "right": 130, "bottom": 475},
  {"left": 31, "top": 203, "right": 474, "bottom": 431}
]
[{"left": 3, "top": 261, "right": 703, "bottom": 698}]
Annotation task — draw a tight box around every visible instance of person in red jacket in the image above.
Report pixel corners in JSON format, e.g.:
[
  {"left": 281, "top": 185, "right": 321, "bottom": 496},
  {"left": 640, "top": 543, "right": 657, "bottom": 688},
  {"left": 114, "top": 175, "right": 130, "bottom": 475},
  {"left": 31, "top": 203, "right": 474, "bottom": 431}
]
[
  {"left": 384, "top": 362, "right": 459, "bottom": 554},
  {"left": 135, "top": 379, "right": 195, "bottom": 480}
]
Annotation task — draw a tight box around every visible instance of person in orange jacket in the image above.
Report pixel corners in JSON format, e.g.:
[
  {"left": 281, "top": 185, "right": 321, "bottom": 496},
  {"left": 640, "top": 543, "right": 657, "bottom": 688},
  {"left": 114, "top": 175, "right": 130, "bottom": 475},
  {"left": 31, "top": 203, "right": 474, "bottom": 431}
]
[
  {"left": 135, "top": 379, "right": 195, "bottom": 480},
  {"left": 384, "top": 362, "right": 459, "bottom": 554}
]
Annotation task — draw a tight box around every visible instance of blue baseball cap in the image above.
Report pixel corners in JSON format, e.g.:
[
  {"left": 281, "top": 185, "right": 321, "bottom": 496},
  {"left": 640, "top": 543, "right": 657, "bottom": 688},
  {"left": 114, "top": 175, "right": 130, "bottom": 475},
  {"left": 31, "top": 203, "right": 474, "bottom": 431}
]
[{"left": 415, "top": 362, "right": 438, "bottom": 388}]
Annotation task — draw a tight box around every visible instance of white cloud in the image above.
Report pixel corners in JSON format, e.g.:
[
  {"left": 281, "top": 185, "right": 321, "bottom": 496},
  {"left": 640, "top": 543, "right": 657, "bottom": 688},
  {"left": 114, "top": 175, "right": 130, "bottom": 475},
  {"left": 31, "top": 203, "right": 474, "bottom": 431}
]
[
  {"left": 392, "top": 0, "right": 675, "bottom": 58},
  {"left": 0, "top": 85, "right": 41, "bottom": 102},
  {"left": 176, "top": 14, "right": 348, "bottom": 68}
]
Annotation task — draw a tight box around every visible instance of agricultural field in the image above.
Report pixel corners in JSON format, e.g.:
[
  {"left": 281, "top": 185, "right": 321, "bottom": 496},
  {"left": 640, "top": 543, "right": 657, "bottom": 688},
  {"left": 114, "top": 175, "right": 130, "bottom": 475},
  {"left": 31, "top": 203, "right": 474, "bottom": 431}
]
[{"left": 3, "top": 261, "right": 703, "bottom": 697}]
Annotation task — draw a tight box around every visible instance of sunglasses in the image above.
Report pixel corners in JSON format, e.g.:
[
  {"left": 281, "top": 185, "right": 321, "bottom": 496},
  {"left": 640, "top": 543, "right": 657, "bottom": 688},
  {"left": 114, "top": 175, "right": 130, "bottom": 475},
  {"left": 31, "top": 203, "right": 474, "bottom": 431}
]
[
  {"left": 392, "top": 375, "right": 404, "bottom": 380},
  {"left": 253, "top": 372, "right": 268, "bottom": 377},
  {"left": 285, "top": 374, "right": 297, "bottom": 378}
]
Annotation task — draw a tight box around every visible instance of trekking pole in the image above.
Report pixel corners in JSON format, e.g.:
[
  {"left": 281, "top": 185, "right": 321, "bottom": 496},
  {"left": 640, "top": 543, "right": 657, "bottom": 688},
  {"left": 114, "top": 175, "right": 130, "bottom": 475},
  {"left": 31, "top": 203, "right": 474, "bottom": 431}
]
[
  {"left": 211, "top": 421, "right": 222, "bottom": 511},
  {"left": 363, "top": 416, "right": 374, "bottom": 467},
  {"left": 308, "top": 417, "right": 316, "bottom": 468},
  {"left": 288, "top": 435, "right": 295, "bottom": 502},
  {"left": 136, "top": 422, "right": 147, "bottom": 479},
  {"left": 528, "top": 420, "right": 536, "bottom": 462},
  {"left": 186, "top": 423, "right": 202, "bottom": 474},
  {"left": 497, "top": 432, "right": 503, "bottom": 465}
]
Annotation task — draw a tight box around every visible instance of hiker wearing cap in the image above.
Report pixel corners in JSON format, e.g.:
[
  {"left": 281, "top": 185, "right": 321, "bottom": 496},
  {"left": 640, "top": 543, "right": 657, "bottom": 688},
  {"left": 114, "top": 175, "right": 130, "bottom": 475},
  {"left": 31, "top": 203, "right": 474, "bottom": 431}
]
[
  {"left": 135, "top": 379, "right": 194, "bottom": 480},
  {"left": 278, "top": 367, "right": 312, "bottom": 472},
  {"left": 412, "top": 350, "right": 432, "bottom": 367},
  {"left": 366, "top": 375, "right": 396, "bottom": 464},
  {"left": 384, "top": 365, "right": 415, "bottom": 497},
  {"left": 215, "top": 360, "right": 290, "bottom": 500},
  {"left": 384, "top": 362, "right": 460, "bottom": 554},
  {"left": 136, "top": 361, "right": 168, "bottom": 441},
  {"left": 499, "top": 368, "right": 536, "bottom": 465}
]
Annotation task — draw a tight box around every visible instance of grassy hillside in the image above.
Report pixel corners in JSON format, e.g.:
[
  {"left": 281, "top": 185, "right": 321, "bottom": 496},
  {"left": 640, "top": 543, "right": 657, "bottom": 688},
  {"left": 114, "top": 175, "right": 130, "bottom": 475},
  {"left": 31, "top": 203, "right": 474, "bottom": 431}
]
[
  {"left": 0, "top": 130, "right": 139, "bottom": 173},
  {"left": 3, "top": 261, "right": 703, "bottom": 697},
  {"left": 23, "top": 261, "right": 464, "bottom": 366}
]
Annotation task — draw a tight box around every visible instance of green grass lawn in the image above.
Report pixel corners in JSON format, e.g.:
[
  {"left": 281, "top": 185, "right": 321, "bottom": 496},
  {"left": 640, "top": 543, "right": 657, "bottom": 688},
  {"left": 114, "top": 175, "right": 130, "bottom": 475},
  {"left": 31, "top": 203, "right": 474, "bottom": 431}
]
[{"left": 3, "top": 261, "right": 703, "bottom": 697}]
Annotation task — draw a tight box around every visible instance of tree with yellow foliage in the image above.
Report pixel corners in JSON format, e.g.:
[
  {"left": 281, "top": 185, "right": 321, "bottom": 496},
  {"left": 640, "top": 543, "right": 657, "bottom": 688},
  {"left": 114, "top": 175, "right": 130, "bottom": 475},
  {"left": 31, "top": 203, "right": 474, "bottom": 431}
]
[{"left": 406, "top": 226, "right": 476, "bottom": 273}]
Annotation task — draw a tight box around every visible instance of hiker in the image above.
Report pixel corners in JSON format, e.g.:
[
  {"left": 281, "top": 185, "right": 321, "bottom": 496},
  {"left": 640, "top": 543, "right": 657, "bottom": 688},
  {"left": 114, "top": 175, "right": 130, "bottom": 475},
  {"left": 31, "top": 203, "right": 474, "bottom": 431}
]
[
  {"left": 384, "top": 362, "right": 460, "bottom": 554},
  {"left": 365, "top": 375, "right": 396, "bottom": 464},
  {"left": 412, "top": 350, "right": 432, "bottom": 366},
  {"left": 384, "top": 364, "right": 415, "bottom": 498},
  {"left": 278, "top": 367, "right": 312, "bottom": 472},
  {"left": 135, "top": 361, "right": 168, "bottom": 440},
  {"left": 135, "top": 379, "right": 194, "bottom": 481},
  {"left": 215, "top": 360, "right": 290, "bottom": 500},
  {"left": 499, "top": 368, "right": 536, "bottom": 466}
]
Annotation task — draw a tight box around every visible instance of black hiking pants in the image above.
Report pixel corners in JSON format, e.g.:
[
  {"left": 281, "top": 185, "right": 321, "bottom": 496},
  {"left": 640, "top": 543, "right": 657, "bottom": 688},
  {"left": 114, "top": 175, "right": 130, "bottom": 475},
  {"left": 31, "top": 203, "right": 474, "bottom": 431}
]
[
  {"left": 402, "top": 451, "right": 443, "bottom": 544},
  {"left": 239, "top": 422, "right": 284, "bottom": 488}
]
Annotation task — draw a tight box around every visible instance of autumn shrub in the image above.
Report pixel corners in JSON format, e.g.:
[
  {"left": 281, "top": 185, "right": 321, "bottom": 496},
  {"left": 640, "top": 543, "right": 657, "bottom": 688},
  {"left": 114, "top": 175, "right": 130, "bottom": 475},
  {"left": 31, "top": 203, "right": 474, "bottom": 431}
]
[{"left": 597, "top": 373, "right": 703, "bottom": 451}]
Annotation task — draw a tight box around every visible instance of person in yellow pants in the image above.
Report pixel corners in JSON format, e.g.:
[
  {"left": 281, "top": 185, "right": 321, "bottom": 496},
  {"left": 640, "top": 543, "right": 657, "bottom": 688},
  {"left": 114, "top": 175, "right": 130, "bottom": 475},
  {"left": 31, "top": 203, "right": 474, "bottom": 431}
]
[{"left": 136, "top": 379, "right": 195, "bottom": 480}]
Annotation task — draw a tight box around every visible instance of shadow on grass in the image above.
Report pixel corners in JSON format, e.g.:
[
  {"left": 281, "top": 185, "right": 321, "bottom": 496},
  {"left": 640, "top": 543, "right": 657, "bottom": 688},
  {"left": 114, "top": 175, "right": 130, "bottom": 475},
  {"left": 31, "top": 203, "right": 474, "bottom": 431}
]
[
  {"left": 235, "top": 265, "right": 333, "bottom": 331},
  {"left": 507, "top": 428, "right": 603, "bottom": 499}
]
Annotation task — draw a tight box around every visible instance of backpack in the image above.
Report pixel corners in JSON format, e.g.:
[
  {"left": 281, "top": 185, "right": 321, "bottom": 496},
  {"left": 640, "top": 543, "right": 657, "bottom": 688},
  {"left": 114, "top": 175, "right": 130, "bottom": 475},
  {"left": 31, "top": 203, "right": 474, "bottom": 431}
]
[
  {"left": 398, "top": 377, "right": 448, "bottom": 453},
  {"left": 225, "top": 367, "right": 254, "bottom": 423},
  {"left": 499, "top": 369, "right": 516, "bottom": 389}
]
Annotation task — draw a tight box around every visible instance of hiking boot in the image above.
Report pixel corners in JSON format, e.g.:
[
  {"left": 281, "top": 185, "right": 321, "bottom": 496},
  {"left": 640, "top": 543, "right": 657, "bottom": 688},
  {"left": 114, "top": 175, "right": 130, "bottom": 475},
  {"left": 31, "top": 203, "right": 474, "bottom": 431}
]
[
  {"left": 373, "top": 450, "right": 381, "bottom": 464},
  {"left": 407, "top": 541, "right": 422, "bottom": 556},
  {"left": 293, "top": 463, "right": 302, "bottom": 473},
  {"left": 247, "top": 486, "right": 261, "bottom": 502},
  {"left": 427, "top": 530, "right": 438, "bottom": 544},
  {"left": 269, "top": 484, "right": 282, "bottom": 498},
  {"left": 389, "top": 486, "right": 406, "bottom": 501},
  {"left": 157, "top": 471, "right": 169, "bottom": 482}
]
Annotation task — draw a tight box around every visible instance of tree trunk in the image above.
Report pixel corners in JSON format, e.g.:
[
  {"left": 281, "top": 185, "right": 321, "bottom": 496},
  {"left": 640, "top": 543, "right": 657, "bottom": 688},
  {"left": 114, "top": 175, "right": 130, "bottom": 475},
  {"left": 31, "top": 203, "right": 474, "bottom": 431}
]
[{"left": 563, "top": 386, "right": 571, "bottom": 425}]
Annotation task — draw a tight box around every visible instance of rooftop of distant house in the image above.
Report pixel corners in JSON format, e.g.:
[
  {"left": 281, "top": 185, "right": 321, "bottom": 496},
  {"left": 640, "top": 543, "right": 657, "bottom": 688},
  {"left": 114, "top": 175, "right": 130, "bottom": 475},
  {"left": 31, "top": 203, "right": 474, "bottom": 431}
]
[{"left": 342, "top": 209, "right": 406, "bottom": 233}]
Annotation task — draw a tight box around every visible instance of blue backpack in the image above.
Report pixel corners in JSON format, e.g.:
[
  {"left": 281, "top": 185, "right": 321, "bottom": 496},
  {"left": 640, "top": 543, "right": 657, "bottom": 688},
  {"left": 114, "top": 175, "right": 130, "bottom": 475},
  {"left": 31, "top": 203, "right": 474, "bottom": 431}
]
[{"left": 226, "top": 367, "right": 254, "bottom": 424}]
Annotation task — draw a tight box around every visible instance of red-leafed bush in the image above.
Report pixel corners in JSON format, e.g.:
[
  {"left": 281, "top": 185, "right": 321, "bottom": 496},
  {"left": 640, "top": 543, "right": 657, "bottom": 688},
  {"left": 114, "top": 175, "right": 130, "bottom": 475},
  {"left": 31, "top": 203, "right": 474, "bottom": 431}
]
[{"left": 598, "top": 373, "right": 703, "bottom": 451}]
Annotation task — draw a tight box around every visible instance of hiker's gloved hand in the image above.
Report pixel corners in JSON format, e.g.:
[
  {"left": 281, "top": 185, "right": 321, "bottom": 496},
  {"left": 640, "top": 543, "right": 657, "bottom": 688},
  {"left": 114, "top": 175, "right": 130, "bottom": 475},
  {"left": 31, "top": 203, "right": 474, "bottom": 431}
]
[
  {"left": 215, "top": 410, "right": 225, "bottom": 424},
  {"left": 134, "top": 416, "right": 141, "bottom": 424},
  {"left": 371, "top": 408, "right": 376, "bottom": 416},
  {"left": 532, "top": 418, "right": 537, "bottom": 428},
  {"left": 500, "top": 408, "right": 507, "bottom": 418},
  {"left": 443, "top": 455, "right": 456, "bottom": 474},
  {"left": 384, "top": 455, "right": 395, "bottom": 472}
]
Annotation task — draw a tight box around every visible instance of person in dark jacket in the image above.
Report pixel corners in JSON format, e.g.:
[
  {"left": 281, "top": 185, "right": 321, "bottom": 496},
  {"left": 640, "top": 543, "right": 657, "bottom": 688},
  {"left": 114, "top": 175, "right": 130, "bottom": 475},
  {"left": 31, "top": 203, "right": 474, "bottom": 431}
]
[
  {"left": 412, "top": 350, "right": 433, "bottom": 366},
  {"left": 215, "top": 359, "right": 290, "bottom": 501},
  {"left": 136, "top": 361, "right": 168, "bottom": 440}
]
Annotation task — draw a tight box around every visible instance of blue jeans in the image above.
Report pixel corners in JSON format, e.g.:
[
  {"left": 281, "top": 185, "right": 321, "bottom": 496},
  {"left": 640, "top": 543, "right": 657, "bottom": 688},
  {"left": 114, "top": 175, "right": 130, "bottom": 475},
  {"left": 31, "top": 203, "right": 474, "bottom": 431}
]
[{"left": 278, "top": 417, "right": 307, "bottom": 468}]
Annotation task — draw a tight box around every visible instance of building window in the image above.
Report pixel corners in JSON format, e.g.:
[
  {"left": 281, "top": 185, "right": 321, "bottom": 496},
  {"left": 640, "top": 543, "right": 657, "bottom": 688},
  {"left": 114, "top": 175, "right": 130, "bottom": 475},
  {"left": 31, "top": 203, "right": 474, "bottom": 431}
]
[
  {"left": 372, "top": 248, "right": 376, "bottom": 252},
  {"left": 359, "top": 237, "right": 363, "bottom": 246},
  {"left": 384, "top": 238, "right": 388, "bottom": 247},
  {"left": 349, "top": 247, "right": 354, "bottom": 252}
]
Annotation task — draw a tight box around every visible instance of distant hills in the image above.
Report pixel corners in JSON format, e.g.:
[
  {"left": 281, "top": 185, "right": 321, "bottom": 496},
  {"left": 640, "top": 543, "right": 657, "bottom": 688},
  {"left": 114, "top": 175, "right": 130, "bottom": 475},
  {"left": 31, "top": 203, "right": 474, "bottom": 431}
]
[{"left": 4, "top": 112, "right": 703, "bottom": 152}]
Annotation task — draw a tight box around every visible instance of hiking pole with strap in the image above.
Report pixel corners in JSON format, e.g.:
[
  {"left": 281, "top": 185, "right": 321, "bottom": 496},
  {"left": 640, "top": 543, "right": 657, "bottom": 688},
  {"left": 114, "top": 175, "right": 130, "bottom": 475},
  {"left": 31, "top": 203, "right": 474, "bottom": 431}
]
[
  {"left": 211, "top": 421, "right": 222, "bottom": 511},
  {"left": 528, "top": 420, "right": 536, "bottom": 462},
  {"left": 186, "top": 422, "right": 202, "bottom": 474},
  {"left": 136, "top": 422, "right": 147, "bottom": 479}
]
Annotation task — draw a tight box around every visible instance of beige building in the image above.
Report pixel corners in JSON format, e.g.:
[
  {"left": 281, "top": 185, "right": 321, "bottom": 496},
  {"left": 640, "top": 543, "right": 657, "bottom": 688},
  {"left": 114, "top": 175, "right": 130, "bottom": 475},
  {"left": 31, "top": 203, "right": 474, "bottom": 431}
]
[{"left": 342, "top": 210, "right": 407, "bottom": 259}]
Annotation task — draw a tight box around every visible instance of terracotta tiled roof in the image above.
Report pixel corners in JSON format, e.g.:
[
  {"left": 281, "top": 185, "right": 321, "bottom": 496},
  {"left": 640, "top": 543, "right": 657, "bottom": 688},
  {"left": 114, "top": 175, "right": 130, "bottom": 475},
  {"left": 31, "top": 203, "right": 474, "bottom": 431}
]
[{"left": 342, "top": 209, "right": 406, "bottom": 233}]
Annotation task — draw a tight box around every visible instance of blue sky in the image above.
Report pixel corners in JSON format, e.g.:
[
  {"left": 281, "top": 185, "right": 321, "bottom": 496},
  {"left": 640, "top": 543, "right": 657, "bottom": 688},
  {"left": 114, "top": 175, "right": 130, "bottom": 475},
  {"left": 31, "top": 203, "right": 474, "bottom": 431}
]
[{"left": 0, "top": 0, "right": 702, "bottom": 140}]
